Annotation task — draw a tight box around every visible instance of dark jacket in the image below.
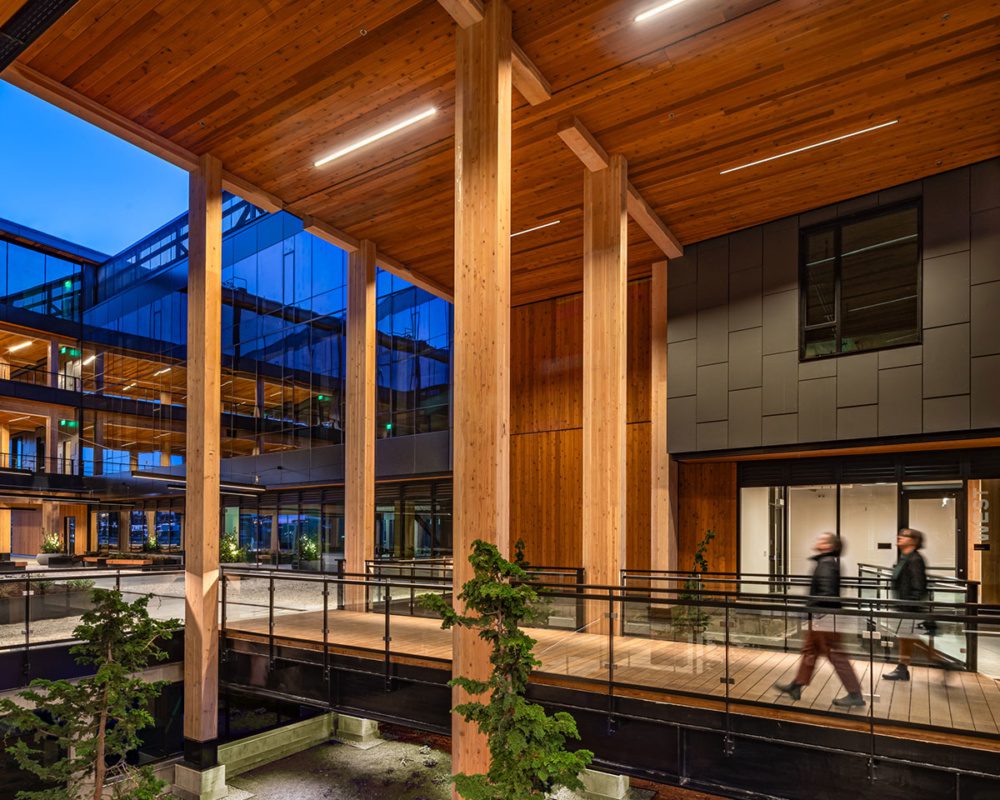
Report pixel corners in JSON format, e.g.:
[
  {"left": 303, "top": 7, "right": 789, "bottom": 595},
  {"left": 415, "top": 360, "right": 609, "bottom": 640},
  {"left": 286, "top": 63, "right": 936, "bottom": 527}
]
[
  {"left": 891, "top": 549, "right": 927, "bottom": 611},
  {"left": 807, "top": 551, "right": 842, "bottom": 611}
]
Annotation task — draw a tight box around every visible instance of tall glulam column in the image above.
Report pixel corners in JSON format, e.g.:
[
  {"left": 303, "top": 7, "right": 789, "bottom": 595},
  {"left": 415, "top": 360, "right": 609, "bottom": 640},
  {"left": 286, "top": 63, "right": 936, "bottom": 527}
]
[
  {"left": 183, "top": 153, "right": 223, "bottom": 771},
  {"left": 452, "top": 0, "right": 512, "bottom": 783},
  {"left": 582, "top": 153, "right": 628, "bottom": 628},
  {"left": 345, "top": 239, "right": 376, "bottom": 606},
  {"left": 650, "top": 260, "right": 678, "bottom": 571}
]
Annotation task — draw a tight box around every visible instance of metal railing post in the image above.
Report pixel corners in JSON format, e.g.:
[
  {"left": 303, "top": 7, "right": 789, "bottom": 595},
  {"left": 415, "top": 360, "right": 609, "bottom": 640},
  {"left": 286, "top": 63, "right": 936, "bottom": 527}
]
[
  {"left": 323, "top": 576, "right": 331, "bottom": 689},
  {"left": 22, "top": 576, "right": 31, "bottom": 679},
  {"left": 576, "top": 567, "right": 584, "bottom": 631},
  {"left": 383, "top": 579, "right": 392, "bottom": 692},
  {"left": 220, "top": 571, "right": 228, "bottom": 663},
  {"left": 606, "top": 587, "right": 616, "bottom": 735},
  {"left": 722, "top": 603, "right": 734, "bottom": 756},
  {"left": 965, "top": 581, "right": 979, "bottom": 673},
  {"left": 268, "top": 575, "right": 275, "bottom": 669}
]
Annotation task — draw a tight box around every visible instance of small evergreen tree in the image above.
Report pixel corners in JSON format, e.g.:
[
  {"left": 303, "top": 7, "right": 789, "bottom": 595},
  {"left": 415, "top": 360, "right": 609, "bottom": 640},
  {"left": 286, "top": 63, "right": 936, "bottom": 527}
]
[
  {"left": 425, "top": 540, "right": 593, "bottom": 800},
  {"left": 0, "top": 589, "right": 180, "bottom": 800},
  {"left": 671, "top": 529, "right": 716, "bottom": 640}
]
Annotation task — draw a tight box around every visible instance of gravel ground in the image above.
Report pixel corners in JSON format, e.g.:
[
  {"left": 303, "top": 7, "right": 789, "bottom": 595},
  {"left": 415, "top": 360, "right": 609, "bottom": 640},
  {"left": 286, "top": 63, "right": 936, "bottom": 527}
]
[{"left": 227, "top": 726, "right": 683, "bottom": 800}]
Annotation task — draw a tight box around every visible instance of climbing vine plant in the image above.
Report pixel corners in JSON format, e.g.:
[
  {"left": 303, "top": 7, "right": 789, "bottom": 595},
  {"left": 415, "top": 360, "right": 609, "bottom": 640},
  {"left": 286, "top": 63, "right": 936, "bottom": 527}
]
[{"left": 425, "top": 540, "right": 593, "bottom": 800}]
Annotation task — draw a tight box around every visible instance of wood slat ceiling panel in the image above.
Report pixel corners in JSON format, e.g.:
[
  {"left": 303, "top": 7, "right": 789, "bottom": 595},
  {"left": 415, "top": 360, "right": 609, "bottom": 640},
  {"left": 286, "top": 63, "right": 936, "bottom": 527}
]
[{"left": 12, "top": 0, "right": 1000, "bottom": 305}]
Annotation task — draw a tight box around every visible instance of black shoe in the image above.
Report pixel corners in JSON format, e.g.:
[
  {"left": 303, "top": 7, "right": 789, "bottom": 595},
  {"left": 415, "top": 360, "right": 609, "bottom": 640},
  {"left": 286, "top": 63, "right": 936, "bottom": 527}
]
[
  {"left": 882, "top": 665, "right": 910, "bottom": 682},
  {"left": 832, "top": 692, "right": 866, "bottom": 709},
  {"left": 775, "top": 681, "right": 801, "bottom": 701}
]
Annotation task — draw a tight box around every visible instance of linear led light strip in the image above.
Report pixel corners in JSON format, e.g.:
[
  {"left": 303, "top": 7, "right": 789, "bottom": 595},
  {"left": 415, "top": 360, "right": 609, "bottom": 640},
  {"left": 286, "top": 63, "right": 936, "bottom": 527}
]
[
  {"left": 511, "top": 220, "right": 561, "bottom": 238},
  {"left": 635, "top": 0, "right": 691, "bottom": 23},
  {"left": 7, "top": 340, "right": 32, "bottom": 353},
  {"left": 720, "top": 120, "right": 899, "bottom": 175},
  {"left": 315, "top": 107, "right": 437, "bottom": 167}
]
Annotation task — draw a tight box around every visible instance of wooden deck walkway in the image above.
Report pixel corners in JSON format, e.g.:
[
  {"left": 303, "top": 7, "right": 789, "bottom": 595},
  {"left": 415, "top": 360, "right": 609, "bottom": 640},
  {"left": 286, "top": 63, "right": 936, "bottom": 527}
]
[{"left": 225, "top": 608, "right": 1000, "bottom": 740}]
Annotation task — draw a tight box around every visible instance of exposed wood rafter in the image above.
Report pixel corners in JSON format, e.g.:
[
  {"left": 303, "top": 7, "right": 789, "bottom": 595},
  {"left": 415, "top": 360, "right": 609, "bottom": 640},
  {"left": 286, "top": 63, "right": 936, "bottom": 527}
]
[
  {"left": 557, "top": 116, "right": 683, "bottom": 259},
  {"left": 1, "top": 61, "right": 453, "bottom": 302},
  {"left": 436, "top": 0, "right": 551, "bottom": 106}
]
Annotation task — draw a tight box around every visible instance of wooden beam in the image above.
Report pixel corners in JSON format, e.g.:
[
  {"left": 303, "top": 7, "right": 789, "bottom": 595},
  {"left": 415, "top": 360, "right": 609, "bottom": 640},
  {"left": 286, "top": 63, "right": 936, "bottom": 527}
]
[
  {"left": 345, "top": 240, "right": 376, "bottom": 605},
  {"left": 650, "top": 260, "right": 678, "bottom": 571},
  {"left": 627, "top": 183, "right": 683, "bottom": 258},
  {"left": 582, "top": 153, "right": 628, "bottom": 628},
  {"left": 0, "top": 1, "right": 26, "bottom": 29},
  {"left": 556, "top": 115, "right": 683, "bottom": 258},
  {"left": 511, "top": 41, "right": 552, "bottom": 106},
  {"left": 301, "top": 215, "right": 360, "bottom": 252},
  {"left": 183, "top": 153, "right": 223, "bottom": 750},
  {"left": 437, "top": 0, "right": 550, "bottom": 106},
  {"left": 437, "top": 0, "right": 483, "bottom": 28},
  {"left": 376, "top": 252, "right": 455, "bottom": 302},
  {"left": 556, "top": 117, "right": 609, "bottom": 172},
  {"left": 453, "top": 0, "right": 512, "bottom": 782}
]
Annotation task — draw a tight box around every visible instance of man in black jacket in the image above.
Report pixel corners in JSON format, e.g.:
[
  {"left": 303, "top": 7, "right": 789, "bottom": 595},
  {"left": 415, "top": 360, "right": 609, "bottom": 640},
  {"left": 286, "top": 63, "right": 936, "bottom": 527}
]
[
  {"left": 776, "top": 532, "right": 865, "bottom": 708},
  {"left": 883, "top": 528, "right": 945, "bottom": 682}
]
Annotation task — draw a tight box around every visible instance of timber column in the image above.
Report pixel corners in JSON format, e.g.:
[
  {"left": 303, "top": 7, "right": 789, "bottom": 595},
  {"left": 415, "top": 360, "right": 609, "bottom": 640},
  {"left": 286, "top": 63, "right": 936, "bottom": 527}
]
[
  {"left": 650, "top": 260, "right": 678, "bottom": 572},
  {"left": 177, "top": 153, "right": 227, "bottom": 800},
  {"left": 345, "top": 239, "right": 376, "bottom": 607},
  {"left": 582, "top": 154, "right": 628, "bottom": 630},
  {"left": 453, "top": 0, "right": 513, "bottom": 783}
]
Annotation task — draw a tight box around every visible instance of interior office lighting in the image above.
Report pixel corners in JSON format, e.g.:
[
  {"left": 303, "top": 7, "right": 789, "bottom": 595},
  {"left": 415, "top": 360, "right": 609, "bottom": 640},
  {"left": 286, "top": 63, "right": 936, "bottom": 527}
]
[
  {"left": 719, "top": 120, "right": 899, "bottom": 175},
  {"left": 314, "top": 107, "right": 437, "bottom": 167},
  {"left": 153, "top": 367, "right": 171, "bottom": 376},
  {"left": 82, "top": 354, "right": 97, "bottom": 366},
  {"left": 8, "top": 416, "right": 30, "bottom": 423},
  {"left": 511, "top": 220, "right": 562, "bottom": 238},
  {"left": 7, "top": 340, "right": 32, "bottom": 353},
  {"left": 635, "top": 0, "right": 691, "bottom": 23},
  {"left": 123, "top": 383, "right": 136, "bottom": 392}
]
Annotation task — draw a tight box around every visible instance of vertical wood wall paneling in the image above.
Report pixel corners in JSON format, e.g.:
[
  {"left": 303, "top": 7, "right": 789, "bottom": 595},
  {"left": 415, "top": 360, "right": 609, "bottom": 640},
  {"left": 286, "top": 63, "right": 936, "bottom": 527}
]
[
  {"left": 452, "top": 0, "right": 512, "bottom": 785},
  {"left": 183, "top": 152, "right": 223, "bottom": 749},
  {"left": 582, "top": 152, "right": 628, "bottom": 628},
  {"left": 677, "top": 461, "right": 737, "bottom": 573},
  {"left": 345, "top": 239, "right": 377, "bottom": 607},
  {"left": 650, "top": 260, "right": 677, "bottom": 571}
]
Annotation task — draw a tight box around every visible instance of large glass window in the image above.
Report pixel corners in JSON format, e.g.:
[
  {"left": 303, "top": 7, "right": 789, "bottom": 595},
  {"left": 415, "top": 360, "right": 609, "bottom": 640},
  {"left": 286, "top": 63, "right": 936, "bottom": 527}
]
[{"left": 800, "top": 203, "right": 920, "bottom": 359}]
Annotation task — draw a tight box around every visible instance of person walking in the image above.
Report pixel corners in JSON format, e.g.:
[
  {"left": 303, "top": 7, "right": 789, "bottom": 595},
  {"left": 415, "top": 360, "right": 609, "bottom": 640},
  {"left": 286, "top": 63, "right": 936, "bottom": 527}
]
[
  {"left": 882, "top": 527, "right": 944, "bottom": 682},
  {"left": 776, "top": 532, "right": 865, "bottom": 708}
]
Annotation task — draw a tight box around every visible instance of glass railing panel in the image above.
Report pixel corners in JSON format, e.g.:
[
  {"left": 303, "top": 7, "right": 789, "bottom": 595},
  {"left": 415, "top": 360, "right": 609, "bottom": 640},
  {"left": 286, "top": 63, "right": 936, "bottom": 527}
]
[
  {"left": 0, "top": 576, "right": 29, "bottom": 650},
  {"left": 223, "top": 573, "right": 274, "bottom": 631},
  {"left": 26, "top": 574, "right": 104, "bottom": 646},
  {"left": 118, "top": 570, "right": 185, "bottom": 625}
]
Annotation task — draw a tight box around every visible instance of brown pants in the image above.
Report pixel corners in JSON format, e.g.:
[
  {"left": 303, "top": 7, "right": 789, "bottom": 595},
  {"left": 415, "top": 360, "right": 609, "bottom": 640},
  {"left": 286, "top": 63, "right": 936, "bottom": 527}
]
[{"left": 794, "top": 630, "right": 862, "bottom": 694}]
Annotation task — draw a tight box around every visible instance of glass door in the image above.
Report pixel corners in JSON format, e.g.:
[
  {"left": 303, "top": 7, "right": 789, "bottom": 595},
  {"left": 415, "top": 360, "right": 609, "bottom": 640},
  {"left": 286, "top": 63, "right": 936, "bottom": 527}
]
[{"left": 900, "top": 485, "right": 965, "bottom": 579}]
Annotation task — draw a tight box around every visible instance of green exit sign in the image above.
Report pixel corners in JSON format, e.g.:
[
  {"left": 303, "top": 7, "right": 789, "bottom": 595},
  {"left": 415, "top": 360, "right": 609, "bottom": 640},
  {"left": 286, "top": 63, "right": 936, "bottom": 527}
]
[
  {"left": 385, "top": 422, "right": 393, "bottom": 431},
  {"left": 58, "top": 419, "right": 79, "bottom": 429},
  {"left": 317, "top": 394, "right": 328, "bottom": 401},
  {"left": 59, "top": 347, "right": 82, "bottom": 357}
]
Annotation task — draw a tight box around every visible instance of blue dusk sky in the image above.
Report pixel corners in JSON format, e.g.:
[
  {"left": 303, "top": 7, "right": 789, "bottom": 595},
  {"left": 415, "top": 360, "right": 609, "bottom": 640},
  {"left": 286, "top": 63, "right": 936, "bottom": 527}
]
[{"left": 0, "top": 81, "right": 189, "bottom": 256}]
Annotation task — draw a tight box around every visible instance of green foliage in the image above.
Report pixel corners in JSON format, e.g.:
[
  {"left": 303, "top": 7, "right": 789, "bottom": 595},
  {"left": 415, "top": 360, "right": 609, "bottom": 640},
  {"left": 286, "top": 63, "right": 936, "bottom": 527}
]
[
  {"left": 298, "top": 534, "right": 319, "bottom": 563},
  {"left": 64, "top": 579, "right": 95, "bottom": 592},
  {"left": 513, "top": 538, "right": 527, "bottom": 567},
  {"left": 219, "top": 529, "right": 248, "bottom": 564},
  {"left": 0, "top": 588, "right": 180, "bottom": 800},
  {"left": 40, "top": 532, "right": 63, "bottom": 555},
  {"left": 424, "top": 540, "right": 592, "bottom": 800},
  {"left": 671, "top": 530, "right": 717, "bottom": 640}
]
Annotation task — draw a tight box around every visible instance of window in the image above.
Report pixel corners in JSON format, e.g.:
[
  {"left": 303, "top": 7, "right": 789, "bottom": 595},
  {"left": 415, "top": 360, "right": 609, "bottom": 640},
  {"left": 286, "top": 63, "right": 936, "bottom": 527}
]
[{"left": 800, "top": 203, "right": 920, "bottom": 359}]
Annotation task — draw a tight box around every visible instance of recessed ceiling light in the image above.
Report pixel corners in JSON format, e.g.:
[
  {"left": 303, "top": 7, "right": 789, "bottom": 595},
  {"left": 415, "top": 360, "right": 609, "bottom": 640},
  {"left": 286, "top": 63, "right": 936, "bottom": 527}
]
[
  {"left": 153, "top": 367, "right": 171, "bottom": 376},
  {"left": 82, "top": 354, "right": 97, "bottom": 366},
  {"left": 511, "top": 220, "right": 562, "bottom": 238},
  {"left": 635, "top": 0, "right": 690, "bottom": 23},
  {"left": 719, "top": 120, "right": 899, "bottom": 175},
  {"left": 314, "top": 107, "right": 437, "bottom": 167},
  {"left": 8, "top": 340, "right": 32, "bottom": 353}
]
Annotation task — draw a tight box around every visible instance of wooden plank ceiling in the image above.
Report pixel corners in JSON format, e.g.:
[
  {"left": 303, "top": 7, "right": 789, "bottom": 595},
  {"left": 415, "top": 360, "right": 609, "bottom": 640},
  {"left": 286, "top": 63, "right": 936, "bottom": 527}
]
[{"left": 5, "top": 0, "right": 999, "bottom": 305}]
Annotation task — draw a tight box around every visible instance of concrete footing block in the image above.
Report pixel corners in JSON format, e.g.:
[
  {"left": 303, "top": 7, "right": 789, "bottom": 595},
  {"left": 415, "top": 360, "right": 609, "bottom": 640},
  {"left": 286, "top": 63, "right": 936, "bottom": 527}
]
[
  {"left": 578, "top": 767, "right": 629, "bottom": 800},
  {"left": 219, "top": 712, "right": 336, "bottom": 778},
  {"left": 172, "top": 762, "right": 229, "bottom": 800},
  {"left": 335, "top": 713, "right": 382, "bottom": 749}
]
